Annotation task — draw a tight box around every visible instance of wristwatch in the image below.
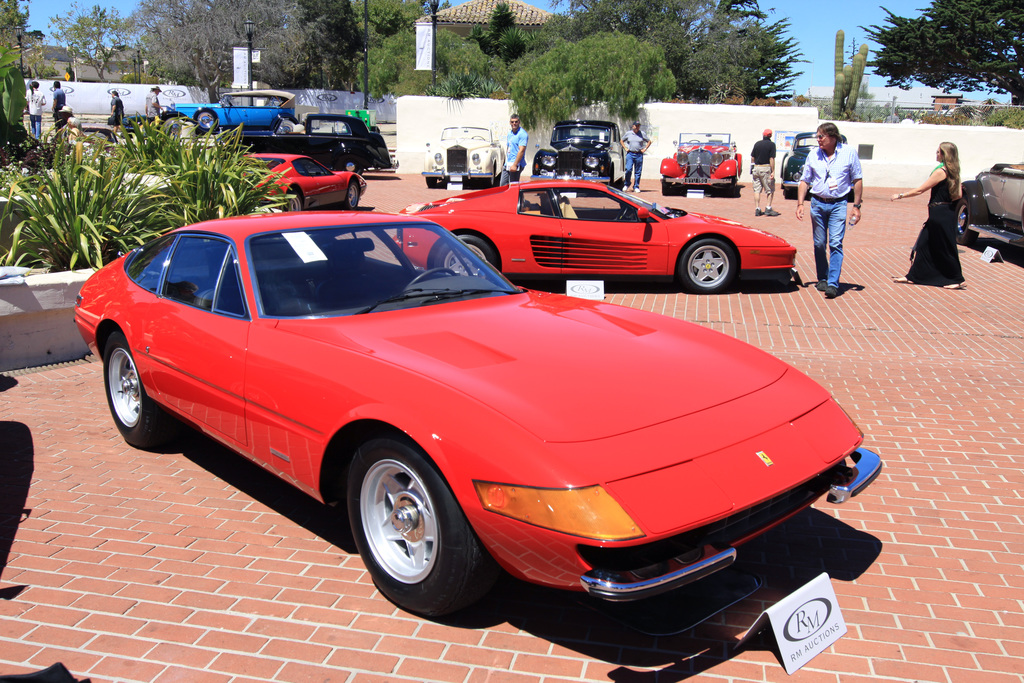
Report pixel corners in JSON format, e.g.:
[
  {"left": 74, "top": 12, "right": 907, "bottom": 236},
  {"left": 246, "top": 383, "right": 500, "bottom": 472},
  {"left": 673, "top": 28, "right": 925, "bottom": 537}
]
[{"left": 853, "top": 203, "right": 862, "bottom": 209}]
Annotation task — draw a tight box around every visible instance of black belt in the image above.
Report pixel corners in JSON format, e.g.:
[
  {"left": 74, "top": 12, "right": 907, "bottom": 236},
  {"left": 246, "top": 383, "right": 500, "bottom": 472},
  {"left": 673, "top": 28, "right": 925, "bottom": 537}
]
[{"left": 811, "top": 194, "right": 844, "bottom": 204}]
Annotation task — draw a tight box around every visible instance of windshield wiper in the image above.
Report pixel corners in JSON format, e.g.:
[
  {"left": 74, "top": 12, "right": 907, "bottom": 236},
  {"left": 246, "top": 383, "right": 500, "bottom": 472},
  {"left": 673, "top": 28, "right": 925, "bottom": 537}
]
[{"left": 355, "top": 287, "right": 511, "bottom": 314}]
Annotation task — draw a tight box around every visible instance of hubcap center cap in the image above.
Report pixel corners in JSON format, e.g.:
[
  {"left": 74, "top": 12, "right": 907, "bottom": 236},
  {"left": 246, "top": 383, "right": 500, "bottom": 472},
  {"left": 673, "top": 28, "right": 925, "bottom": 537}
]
[{"left": 390, "top": 494, "right": 424, "bottom": 541}]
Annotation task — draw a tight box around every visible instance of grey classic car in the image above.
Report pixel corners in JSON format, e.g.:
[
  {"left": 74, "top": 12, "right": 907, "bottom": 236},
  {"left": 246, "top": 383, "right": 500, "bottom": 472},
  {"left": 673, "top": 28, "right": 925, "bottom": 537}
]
[{"left": 958, "top": 163, "right": 1024, "bottom": 248}]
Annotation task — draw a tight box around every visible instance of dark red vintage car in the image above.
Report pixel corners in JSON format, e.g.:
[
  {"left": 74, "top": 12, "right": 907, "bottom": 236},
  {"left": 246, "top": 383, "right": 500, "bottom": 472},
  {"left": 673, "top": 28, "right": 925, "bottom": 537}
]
[
  {"left": 660, "top": 133, "right": 742, "bottom": 197},
  {"left": 402, "top": 180, "right": 795, "bottom": 293},
  {"left": 74, "top": 212, "right": 881, "bottom": 616},
  {"left": 249, "top": 153, "right": 365, "bottom": 211}
]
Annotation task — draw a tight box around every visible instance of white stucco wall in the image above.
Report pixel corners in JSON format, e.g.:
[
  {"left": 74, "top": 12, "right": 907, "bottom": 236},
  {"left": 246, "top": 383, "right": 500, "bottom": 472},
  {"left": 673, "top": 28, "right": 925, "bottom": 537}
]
[
  {"left": 0, "top": 271, "right": 92, "bottom": 372},
  {"left": 394, "top": 96, "right": 1024, "bottom": 188}
]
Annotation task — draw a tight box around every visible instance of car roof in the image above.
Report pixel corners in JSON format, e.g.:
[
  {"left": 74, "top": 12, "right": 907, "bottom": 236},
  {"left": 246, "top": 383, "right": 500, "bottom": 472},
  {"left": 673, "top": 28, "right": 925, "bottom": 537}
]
[
  {"left": 553, "top": 120, "right": 616, "bottom": 127},
  {"left": 172, "top": 212, "right": 433, "bottom": 242},
  {"left": 249, "top": 153, "right": 307, "bottom": 162},
  {"left": 225, "top": 89, "right": 296, "bottom": 106}
]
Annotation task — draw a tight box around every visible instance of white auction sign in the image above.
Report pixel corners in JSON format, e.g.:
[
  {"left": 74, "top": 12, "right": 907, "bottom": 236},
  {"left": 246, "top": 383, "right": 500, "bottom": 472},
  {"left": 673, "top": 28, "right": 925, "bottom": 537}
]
[
  {"left": 232, "top": 47, "right": 250, "bottom": 89},
  {"left": 415, "top": 25, "right": 433, "bottom": 71},
  {"left": 736, "top": 572, "right": 847, "bottom": 674},
  {"left": 566, "top": 281, "right": 605, "bottom": 301}
]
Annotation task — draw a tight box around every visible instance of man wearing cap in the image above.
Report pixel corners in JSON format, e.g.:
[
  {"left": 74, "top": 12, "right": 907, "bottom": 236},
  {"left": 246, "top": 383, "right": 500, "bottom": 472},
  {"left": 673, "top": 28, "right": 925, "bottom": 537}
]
[
  {"left": 621, "top": 121, "right": 651, "bottom": 192},
  {"left": 750, "top": 129, "right": 778, "bottom": 216},
  {"left": 145, "top": 86, "right": 163, "bottom": 121}
]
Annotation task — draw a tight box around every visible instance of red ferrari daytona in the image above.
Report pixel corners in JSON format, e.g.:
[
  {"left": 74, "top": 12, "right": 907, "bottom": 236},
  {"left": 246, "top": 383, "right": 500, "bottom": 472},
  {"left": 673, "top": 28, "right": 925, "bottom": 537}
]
[
  {"left": 250, "top": 153, "right": 365, "bottom": 211},
  {"left": 74, "top": 212, "right": 881, "bottom": 616},
  {"left": 401, "top": 180, "right": 796, "bottom": 293}
]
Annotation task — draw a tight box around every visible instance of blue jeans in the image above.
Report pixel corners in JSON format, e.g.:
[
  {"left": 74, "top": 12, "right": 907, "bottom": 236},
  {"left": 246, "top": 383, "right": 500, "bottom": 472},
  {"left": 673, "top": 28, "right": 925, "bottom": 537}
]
[
  {"left": 624, "top": 152, "right": 644, "bottom": 189},
  {"left": 29, "top": 115, "right": 42, "bottom": 139},
  {"left": 810, "top": 198, "right": 848, "bottom": 287},
  {"left": 499, "top": 167, "right": 522, "bottom": 186}
]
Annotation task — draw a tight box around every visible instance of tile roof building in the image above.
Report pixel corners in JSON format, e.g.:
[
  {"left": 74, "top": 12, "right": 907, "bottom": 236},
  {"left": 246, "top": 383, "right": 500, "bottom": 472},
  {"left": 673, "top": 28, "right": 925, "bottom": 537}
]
[{"left": 415, "top": 0, "right": 553, "bottom": 36}]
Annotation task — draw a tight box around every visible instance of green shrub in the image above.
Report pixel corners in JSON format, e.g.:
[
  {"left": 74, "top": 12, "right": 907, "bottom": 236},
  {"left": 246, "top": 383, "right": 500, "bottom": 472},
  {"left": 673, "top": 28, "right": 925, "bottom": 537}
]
[{"left": 983, "top": 107, "right": 1024, "bottom": 129}]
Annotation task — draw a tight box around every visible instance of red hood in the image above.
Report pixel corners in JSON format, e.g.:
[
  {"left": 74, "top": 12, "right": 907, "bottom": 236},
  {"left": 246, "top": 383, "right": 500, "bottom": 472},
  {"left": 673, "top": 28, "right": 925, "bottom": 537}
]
[{"left": 282, "top": 291, "right": 789, "bottom": 443}]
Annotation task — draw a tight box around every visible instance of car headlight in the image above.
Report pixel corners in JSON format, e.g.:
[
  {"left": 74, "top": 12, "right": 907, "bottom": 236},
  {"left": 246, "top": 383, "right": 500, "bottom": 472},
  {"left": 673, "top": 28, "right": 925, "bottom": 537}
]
[
  {"left": 474, "top": 481, "right": 643, "bottom": 540},
  {"left": 540, "top": 155, "right": 556, "bottom": 170},
  {"left": 434, "top": 152, "right": 443, "bottom": 165},
  {"left": 584, "top": 155, "right": 600, "bottom": 170},
  {"left": 471, "top": 152, "right": 481, "bottom": 165}
]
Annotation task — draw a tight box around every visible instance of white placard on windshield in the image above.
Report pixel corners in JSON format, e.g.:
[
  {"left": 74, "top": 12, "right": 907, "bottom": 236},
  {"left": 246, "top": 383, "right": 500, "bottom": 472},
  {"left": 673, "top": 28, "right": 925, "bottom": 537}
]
[{"left": 283, "top": 232, "right": 327, "bottom": 263}]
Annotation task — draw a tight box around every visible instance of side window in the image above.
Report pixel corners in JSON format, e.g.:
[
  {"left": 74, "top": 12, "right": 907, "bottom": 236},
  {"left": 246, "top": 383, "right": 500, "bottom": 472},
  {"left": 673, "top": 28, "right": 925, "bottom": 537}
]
[
  {"left": 518, "top": 190, "right": 555, "bottom": 217},
  {"left": 554, "top": 190, "right": 636, "bottom": 222},
  {"left": 162, "top": 236, "right": 230, "bottom": 311},
  {"left": 126, "top": 234, "right": 176, "bottom": 293},
  {"left": 214, "top": 252, "right": 247, "bottom": 317}
]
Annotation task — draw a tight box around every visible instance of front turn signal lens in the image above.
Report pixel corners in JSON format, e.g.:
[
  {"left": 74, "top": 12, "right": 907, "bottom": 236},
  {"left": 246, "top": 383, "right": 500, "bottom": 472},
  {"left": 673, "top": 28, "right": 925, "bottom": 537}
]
[{"left": 473, "top": 481, "right": 644, "bottom": 541}]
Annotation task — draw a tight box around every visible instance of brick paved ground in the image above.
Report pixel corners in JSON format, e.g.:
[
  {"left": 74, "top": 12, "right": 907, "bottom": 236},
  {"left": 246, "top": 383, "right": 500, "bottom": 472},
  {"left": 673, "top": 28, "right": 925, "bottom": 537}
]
[{"left": 2, "top": 173, "right": 1022, "bottom": 683}]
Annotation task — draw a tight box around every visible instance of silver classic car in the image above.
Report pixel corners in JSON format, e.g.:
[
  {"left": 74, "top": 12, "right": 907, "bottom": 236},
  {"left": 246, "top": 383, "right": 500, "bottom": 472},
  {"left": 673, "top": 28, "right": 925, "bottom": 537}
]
[
  {"left": 422, "top": 126, "right": 502, "bottom": 188},
  {"left": 958, "top": 163, "right": 1024, "bottom": 248}
]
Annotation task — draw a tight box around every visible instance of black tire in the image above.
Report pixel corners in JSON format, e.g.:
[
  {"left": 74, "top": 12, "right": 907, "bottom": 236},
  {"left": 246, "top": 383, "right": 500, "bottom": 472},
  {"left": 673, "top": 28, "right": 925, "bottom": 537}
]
[
  {"left": 955, "top": 199, "right": 979, "bottom": 247},
  {"left": 194, "top": 109, "right": 219, "bottom": 133},
  {"left": 347, "top": 436, "right": 500, "bottom": 616},
  {"left": 335, "top": 155, "right": 364, "bottom": 174},
  {"left": 287, "top": 188, "right": 304, "bottom": 212},
  {"left": 677, "top": 237, "right": 737, "bottom": 294},
  {"left": 103, "top": 331, "right": 180, "bottom": 449},
  {"left": 457, "top": 234, "right": 499, "bottom": 268},
  {"left": 782, "top": 186, "right": 796, "bottom": 200},
  {"left": 426, "top": 177, "right": 446, "bottom": 189},
  {"left": 343, "top": 180, "right": 361, "bottom": 210}
]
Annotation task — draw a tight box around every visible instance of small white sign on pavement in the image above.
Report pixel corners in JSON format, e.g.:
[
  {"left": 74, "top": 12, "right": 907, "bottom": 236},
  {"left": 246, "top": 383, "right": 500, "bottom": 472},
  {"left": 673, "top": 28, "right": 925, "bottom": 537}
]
[
  {"left": 566, "top": 280, "right": 605, "bottom": 300},
  {"left": 981, "top": 246, "right": 1003, "bottom": 263},
  {"left": 736, "top": 572, "right": 847, "bottom": 675}
]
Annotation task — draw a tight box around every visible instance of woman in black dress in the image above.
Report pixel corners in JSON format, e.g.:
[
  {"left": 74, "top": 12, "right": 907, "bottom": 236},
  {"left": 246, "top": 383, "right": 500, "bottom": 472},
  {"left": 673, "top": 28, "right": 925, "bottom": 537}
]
[{"left": 891, "top": 141, "right": 965, "bottom": 289}]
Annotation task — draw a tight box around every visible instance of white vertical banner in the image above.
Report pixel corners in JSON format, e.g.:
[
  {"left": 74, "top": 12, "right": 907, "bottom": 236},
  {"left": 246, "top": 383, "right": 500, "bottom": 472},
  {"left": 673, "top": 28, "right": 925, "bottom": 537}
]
[
  {"left": 415, "top": 25, "right": 433, "bottom": 71},
  {"left": 232, "top": 47, "right": 249, "bottom": 88}
]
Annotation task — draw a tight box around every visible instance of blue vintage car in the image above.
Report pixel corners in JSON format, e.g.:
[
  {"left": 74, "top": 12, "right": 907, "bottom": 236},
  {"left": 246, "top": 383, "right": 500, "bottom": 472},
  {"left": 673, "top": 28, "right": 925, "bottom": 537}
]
[{"left": 173, "top": 89, "right": 298, "bottom": 133}]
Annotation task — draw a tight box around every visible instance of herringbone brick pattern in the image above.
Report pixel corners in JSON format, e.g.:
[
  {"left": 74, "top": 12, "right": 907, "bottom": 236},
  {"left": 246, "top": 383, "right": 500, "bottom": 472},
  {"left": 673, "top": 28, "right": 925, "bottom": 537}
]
[{"left": 2, "top": 174, "right": 1022, "bottom": 682}]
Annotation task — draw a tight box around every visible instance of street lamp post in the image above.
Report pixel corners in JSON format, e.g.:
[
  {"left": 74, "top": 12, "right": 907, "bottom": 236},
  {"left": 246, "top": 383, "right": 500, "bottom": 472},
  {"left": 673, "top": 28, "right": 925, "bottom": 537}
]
[
  {"left": 362, "top": 0, "right": 369, "bottom": 110},
  {"left": 15, "top": 25, "right": 24, "bottom": 76},
  {"left": 428, "top": 0, "right": 439, "bottom": 88},
  {"left": 244, "top": 19, "right": 255, "bottom": 90}
]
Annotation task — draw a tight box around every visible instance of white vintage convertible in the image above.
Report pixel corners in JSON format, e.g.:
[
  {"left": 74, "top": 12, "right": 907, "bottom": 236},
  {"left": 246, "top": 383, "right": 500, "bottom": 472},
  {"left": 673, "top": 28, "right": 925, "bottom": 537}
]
[{"left": 422, "top": 126, "right": 502, "bottom": 189}]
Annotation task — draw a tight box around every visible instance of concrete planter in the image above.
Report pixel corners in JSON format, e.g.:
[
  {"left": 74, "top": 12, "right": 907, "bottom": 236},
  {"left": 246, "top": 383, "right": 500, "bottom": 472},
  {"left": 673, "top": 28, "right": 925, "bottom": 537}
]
[{"left": 0, "top": 270, "right": 93, "bottom": 372}]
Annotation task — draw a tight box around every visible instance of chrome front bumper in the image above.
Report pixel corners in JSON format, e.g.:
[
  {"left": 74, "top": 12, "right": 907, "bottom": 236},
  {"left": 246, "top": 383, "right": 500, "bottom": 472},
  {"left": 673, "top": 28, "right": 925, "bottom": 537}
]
[
  {"left": 827, "top": 448, "right": 883, "bottom": 503},
  {"left": 579, "top": 448, "right": 883, "bottom": 601}
]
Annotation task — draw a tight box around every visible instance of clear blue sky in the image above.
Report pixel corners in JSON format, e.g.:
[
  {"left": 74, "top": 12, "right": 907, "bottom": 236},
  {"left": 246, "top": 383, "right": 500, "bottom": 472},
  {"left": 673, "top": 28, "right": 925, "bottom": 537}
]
[{"left": 21, "top": 0, "right": 1007, "bottom": 101}]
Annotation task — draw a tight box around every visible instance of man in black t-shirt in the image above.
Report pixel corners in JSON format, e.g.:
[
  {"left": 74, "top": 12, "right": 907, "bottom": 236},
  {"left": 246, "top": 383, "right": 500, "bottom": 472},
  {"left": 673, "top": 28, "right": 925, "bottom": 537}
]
[{"left": 750, "top": 129, "right": 778, "bottom": 216}]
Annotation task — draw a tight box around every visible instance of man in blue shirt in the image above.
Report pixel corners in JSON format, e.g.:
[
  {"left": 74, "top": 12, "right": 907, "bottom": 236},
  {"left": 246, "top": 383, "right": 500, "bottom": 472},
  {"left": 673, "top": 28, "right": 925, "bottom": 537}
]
[
  {"left": 500, "top": 114, "right": 528, "bottom": 186},
  {"left": 51, "top": 81, "right": 66, "bottom": 130},
  {"left": 795, "top": 122, "right": 863, "bottom": 299},
  {"left": 621, "top": 121, "right": 651, "bottom": 192}
]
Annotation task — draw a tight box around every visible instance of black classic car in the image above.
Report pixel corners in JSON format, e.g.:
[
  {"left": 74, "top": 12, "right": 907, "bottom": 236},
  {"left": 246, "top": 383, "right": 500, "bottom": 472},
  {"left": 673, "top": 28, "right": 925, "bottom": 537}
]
[
  {"left": 242, "top": 114, "right": 395, "bottom": 174},
  {"left": 957, "top": 163, "right": 1024, "bottom": 248},
  {"left": 780, "top": 131, "right": 849, "bottom": 199},
  {"left": 531, "top": 120, "right": 625, "bottom": 187}
]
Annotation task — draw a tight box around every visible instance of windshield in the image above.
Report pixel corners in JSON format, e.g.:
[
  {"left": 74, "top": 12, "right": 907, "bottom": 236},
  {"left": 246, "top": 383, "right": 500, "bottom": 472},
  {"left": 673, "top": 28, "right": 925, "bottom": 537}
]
[
  {"left": 603, "top": 185, "right": 686, "bottom": 220},
  {"left": 441, "top": 127, "right": 491, "bottom": 142},
  {"left": 249, "top": 223, "right": 518, "bottom": 317},
  {"left": 552, "top": 125, "right": 613, "bottom": 145}
]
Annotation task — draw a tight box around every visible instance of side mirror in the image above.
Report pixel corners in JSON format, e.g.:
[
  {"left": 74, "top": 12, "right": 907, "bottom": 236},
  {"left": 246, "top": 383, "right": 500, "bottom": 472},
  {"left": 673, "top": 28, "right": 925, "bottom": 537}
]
[{"left": 637, "top": 207, "right": 650, "bottom": 221}]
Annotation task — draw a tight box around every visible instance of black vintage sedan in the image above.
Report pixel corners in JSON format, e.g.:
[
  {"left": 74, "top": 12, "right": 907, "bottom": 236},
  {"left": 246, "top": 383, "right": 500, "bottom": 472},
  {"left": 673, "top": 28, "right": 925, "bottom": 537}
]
[
  {"left": 242, "top": 114, "right": 395, "bottom": 175},
  {"left": 957, "top": 163, "right": 1024, "bottom": 248},
  {"left": 531, "top": 120, "right": 625, "bottom": 188}
]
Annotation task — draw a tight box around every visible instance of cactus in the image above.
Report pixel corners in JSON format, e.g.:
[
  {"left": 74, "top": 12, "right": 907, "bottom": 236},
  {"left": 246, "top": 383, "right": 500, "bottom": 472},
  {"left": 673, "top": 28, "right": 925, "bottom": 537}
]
[{"left": 833, "top": 32, "right": 869, "bottom": 119}]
